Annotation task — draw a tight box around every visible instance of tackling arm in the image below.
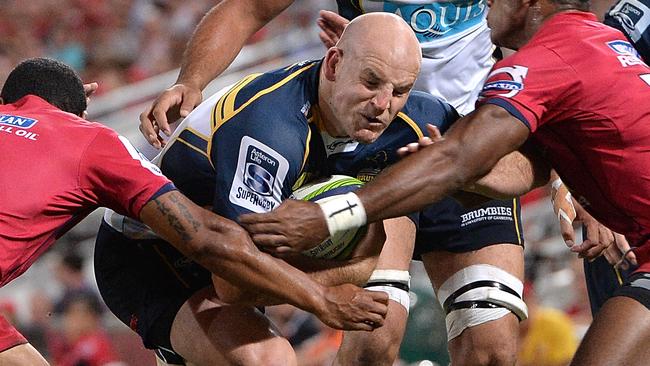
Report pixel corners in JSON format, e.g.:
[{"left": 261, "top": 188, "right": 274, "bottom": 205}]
[
  {"left": 360, "top": 104, "right": 532, "bottom": 222},
  {"left": 239, "top": 104, "right": 532, "bottom": 252},
  {"left": 466, "top": 143, "right": 551, "bottom": 199},
  {"left": 140, "top": 190, "right": 389, "bottom": 330}
]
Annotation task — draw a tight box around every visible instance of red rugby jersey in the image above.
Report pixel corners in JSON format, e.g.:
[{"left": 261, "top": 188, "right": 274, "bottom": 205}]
[
  {"left": 479, "top": 12, "right": 650, "bottom": 269},
  {"left": 0, "top": 95, "right": 173, "bottom": 286}
]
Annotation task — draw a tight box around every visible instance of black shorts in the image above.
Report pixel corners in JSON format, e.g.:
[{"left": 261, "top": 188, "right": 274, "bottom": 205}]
[
  {"left": 612, "top": 272, "right": 650, "bottom": 310},
  {"left": 412, "top": 197, "right": 524, "bottom": 259},
  {"left": 94, "top": 221, "right": 211, "bottom": 353},
  {"left": 584, "top": 255, "right": 635, "bottom": 315}
]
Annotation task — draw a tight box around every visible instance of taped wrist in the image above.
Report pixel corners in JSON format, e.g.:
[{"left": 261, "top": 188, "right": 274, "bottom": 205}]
[{"left": 317, "top": 192, "right": 367, "bottom": 236}]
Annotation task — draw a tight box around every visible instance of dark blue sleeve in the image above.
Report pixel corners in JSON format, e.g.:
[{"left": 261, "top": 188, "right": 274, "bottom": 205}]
[
  {"left": 211, "top": 104, "right": 309, "bottom": 221},
  {"left": 604, "top": 0, "right": 650, "bottom": 62},
  {"left": 402, "top": 91, "right": 460, "bottom": 135}
]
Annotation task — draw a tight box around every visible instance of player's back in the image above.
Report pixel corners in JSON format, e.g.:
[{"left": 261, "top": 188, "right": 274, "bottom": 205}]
[
  {"left": 0, "top": 94, "right": 169, "bottom": 285},
  {"left": 0, "top": 96, "right": 106, "bottom": 284},
  {"left": 520, "top": 13, "right": 650, "bottom": 247}
]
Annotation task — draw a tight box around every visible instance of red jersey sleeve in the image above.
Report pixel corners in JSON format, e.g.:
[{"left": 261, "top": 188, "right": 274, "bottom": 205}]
[
  {"left": 477, "top": 45, "right": 580, "bottom": 132},
  {"left": 80, "top": 127, "right": 175, "bottom": 219}
]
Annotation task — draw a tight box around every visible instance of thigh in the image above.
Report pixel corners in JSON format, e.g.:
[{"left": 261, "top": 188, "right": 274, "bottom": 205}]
[
  {"left": 0, "top": 343, "right": 48, "bottom": 366},
  {"left": 571, "top": 296, "right": 650, "bottom": 365},
  {"left": 170, "top": 287, "right": 296, "bottom": 366}
]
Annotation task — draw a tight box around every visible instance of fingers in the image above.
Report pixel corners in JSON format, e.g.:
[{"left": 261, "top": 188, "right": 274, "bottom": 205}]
[
  {"left": 83, "top": 82, "right": 98, "bottom": 98},
  {"left": 179, "top": 90, "right": 201, "bottom": 119},
  {"left": 151, "top": 96, "right": 174, "bottom": 137},
  {"left": 138, "top": 119, "right": 164, "bottom": 149},
  {"left": 252, "top": 234, "right": 290, "bottom": 248},
  {"left": 559, "top": 218, "right": 576, "bottom": 247},
  {"left": 603, "top": 242, "right": 622, "bottom": 267},
  {"left": 397, "top": 140, "right": 431, "bottom": 157},
  {"left": 426, "top": 123, "right": 442, "bottom": 141},
  {"left": 614, "top": 233, "right": 637, "bottom": 266},
  {"left": 317, "top": 19, "right": 339, "bottom": 48},
  {"left": 319, "top": 10, "right": 348, "bottom": 31}
]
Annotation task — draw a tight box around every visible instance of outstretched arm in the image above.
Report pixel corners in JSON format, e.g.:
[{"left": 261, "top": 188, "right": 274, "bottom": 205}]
[
  {"left": 140, "top": 0, "right": 295, "bottom": 147},
  {"left": 240, "top": 104, "right": 532, "bottom": 251},
  {"left": 140, "top": 190, "right": 388, "bottom": 330}
]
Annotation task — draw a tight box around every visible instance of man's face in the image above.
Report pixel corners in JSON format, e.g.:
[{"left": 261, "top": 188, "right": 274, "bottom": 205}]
[
  {"left": 487, "top": 0, "right": 528, "bottom": 49},
  {"left": 329, "top": 50, "right": 418, "bottom": 144}
]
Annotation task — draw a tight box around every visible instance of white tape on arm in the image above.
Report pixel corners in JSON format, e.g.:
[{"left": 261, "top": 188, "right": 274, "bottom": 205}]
[
  {"left": 317, "top": 192, "right": 367, "bottom": 236},
  {"left": 551, "top": 178, "right": 575, "bottom": 224}
]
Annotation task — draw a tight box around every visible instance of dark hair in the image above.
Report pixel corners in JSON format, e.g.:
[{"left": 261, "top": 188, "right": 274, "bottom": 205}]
[
  {"left": 551, "top": 0, "right": 590, "bottom": 10},
  {"left": 1, "top": 57, "right": 86, "bottom": 116}
]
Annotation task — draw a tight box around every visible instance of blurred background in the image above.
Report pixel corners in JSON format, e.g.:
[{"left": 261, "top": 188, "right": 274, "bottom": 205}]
[{"left": 0, "top": 1, "right": 590, "bottom": 365}]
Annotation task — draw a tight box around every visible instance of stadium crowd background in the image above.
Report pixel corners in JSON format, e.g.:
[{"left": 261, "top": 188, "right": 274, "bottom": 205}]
[{"left": 0, "top": 1, "right": 592, "bottom": 365}]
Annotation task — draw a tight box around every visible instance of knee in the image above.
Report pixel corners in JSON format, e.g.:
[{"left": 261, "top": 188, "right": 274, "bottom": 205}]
[
  {"left": 450, "top": 335, "right": 517, "bottom": 366},
  {"left": 336, "top": 329, "right": 402, "bottom": 366},
  {"left": 229, "top": 337, "right": 296, "bottom": 366}
]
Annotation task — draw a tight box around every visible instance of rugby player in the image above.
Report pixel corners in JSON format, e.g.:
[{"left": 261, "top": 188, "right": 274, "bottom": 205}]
[
  {"left": 95, "top": 13, "right": 422, "bottom": 366},
  {"left": 140, "top": 1, "right": 531, "bottom": 365}
]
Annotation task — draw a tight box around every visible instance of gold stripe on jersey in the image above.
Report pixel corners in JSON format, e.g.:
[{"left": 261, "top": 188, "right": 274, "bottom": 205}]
[
  {"left": 222, "top": 73, "right": 264, "bottom": 121},
  {"left": 512, "top": 198, "right": 522, "bottom": 245},
  {"left": 299, "top": 126, "right": 312, "bottom": 173},
  {"left": 176, "top": 137, "right": 210, "bottom": 159},
  {"left": 207, "top": 73, "right": 263, "bottom": 168},
  {"left": 397, "top": 112, "right": 424, "bottom": 139},
  {"left": 185, "top": 126, "right": 209, "bottom": 141},
  {"left": 210, "top": 73, "right": 261, "bottom": 130},
  {"left": 213, "top": 63, "right": 316, "bottom": 133}
]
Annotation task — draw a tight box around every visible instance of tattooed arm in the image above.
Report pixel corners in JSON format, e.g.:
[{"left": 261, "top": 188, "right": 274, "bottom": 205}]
[{"left": 138, "top": 190, "right": 389, "bottom": 331}]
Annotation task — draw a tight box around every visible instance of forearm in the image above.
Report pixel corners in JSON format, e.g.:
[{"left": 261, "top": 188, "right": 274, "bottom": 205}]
[
  {"left": 358, "top": 105, "right": 529, "bottom": 222},
  {"left": 466, "top": 148, "right": 550, "bottom": 199},
  {"left": 177, "top": 0, "right": 293, "bottom": 89},
  {"left": 140, "top": 191, "right": 325, "bottom": 313}
]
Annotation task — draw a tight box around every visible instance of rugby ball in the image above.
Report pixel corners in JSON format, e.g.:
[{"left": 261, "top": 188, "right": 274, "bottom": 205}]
[{"left": 291, "top": 175, "right": 367, "bottom": 260}]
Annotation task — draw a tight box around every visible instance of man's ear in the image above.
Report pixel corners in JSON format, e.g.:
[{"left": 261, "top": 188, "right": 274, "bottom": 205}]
[{"left": 323, "top": 47, "right": 343, "bottom": 82}]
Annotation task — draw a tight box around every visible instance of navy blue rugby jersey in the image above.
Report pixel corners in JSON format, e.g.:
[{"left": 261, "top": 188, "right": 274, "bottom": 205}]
[{"left": 155, "top": 59, "right": 458, "bottom": 221}]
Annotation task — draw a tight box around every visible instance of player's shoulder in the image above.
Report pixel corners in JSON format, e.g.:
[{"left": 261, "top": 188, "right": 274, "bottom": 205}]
[
  {"left": 226, "top": 59, "right": 320, "bottom": 115},
  {"left": 397, "top": 91, "right": 459, "bottom": 133},
  {"left": 213, "top": 60, "right": 320, "bottom": 136}
]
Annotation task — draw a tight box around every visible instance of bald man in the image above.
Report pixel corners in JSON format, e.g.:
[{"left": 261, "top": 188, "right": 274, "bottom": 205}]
[{"left": 94, "top": 13, "right": 424, "bottom": 365}]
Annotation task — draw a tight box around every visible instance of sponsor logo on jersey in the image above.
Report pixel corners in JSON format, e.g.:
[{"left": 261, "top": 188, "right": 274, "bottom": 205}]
[
  {"left": 0, "top": 114, "right": 37, "bottom": 129},
  {"left": 321, "top": 133, "right": 359, "bottom": 156},
  {"left": 460, "top": 206, "right": 513, "bottom": 227},
  {"left": 479, "top": 65, "right": 529, "bottom": 99},
  {"left": 365, "top": 1, "right": 486, "bottom": 41},
  {"left": 607, "top": 40, "right": 645, "bottom": 67},
  {"left": 230, "top": 136, "right": 288, "bottom": 213},
  {"left": 244, "top": 146, "right": 278, "bottom": 196}
]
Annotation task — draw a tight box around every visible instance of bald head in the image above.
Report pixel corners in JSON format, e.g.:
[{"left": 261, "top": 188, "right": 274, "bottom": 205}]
[
  {"left": 318, "top": 12, "right": 422, "bottom": 145},
  {"left": 337, "top": 13, "right": 421, "bottom": 72}
]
